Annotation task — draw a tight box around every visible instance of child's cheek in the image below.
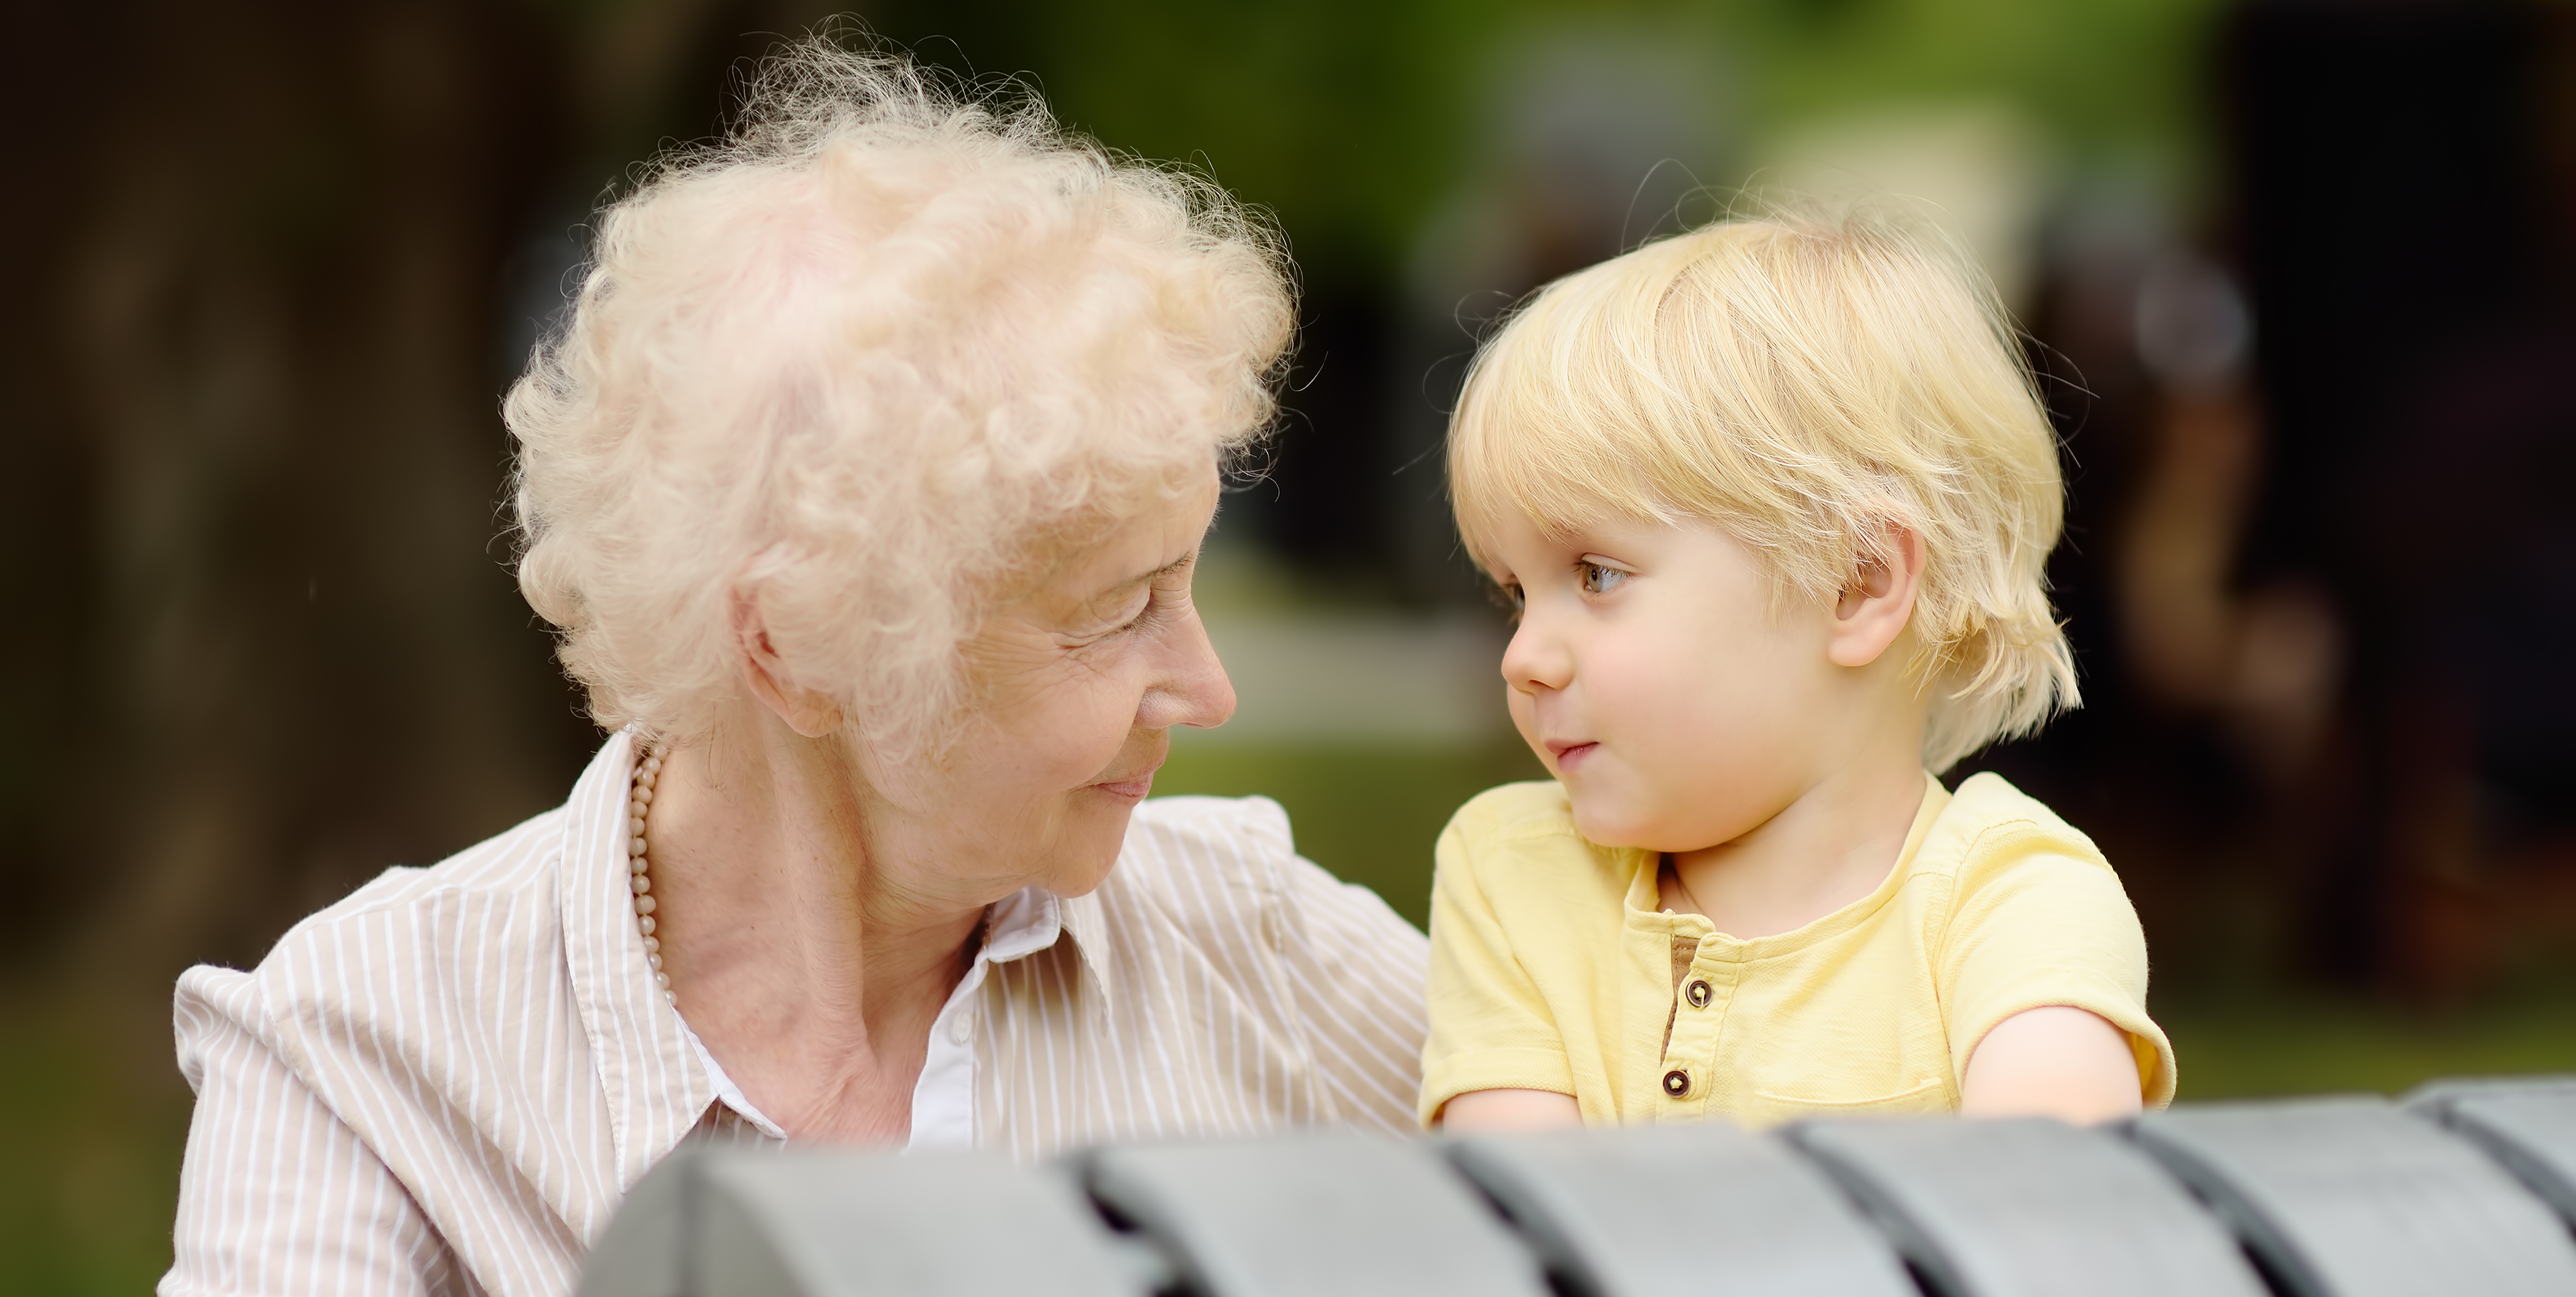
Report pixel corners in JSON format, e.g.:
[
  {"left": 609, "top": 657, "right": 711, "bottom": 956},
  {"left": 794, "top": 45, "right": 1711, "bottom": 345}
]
[{"left": 1505, "top": 687, "right": 1551, "bottom": 773}]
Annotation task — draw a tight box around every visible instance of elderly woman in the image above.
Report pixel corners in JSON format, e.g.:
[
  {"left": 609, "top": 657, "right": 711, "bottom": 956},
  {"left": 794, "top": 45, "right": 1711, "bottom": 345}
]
[{"left": 161, "top": 44, "right": 1429, "bottom": 1297}]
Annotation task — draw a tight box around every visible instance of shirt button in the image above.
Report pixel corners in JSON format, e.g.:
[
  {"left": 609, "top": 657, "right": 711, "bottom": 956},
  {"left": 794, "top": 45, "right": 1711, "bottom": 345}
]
[
  {"left": 1685, "top": 979, "right": 1712, "bottom": 1009},
  {"left": 949, "top": 1008, "right": 975, "bottom": 1044},
  {"left": 1662, "top": 1069, "right": 1692, "bottom": 1098}
]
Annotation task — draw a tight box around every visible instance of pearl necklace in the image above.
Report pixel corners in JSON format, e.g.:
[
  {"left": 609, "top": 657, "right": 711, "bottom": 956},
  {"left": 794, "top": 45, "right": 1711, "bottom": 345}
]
[{"left": 628, "top": 739, "right": 673, "bottom": 1004}]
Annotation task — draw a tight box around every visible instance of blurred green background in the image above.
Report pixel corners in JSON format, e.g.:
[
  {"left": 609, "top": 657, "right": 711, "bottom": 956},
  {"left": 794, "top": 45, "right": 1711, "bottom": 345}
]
[{"left": 6, "top": 0, "right": 2576, "bottom": 1290}]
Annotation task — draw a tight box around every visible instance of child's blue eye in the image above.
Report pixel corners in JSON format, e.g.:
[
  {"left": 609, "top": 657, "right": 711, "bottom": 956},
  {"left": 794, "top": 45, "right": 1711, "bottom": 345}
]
[{"left": 1579, "top": 562, "right": 1629, "bottom": 595}]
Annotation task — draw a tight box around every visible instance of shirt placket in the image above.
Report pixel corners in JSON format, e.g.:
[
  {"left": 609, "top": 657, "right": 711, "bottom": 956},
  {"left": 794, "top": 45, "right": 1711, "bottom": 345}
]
[{"left": 1656, "top": 933, "right": 1740, "bottom": 1120}]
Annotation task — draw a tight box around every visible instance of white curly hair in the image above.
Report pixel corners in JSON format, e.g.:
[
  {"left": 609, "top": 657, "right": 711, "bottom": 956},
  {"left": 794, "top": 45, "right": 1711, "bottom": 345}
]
[{"left": 506, "top": 39, "right": 1292, "bottom": 753}]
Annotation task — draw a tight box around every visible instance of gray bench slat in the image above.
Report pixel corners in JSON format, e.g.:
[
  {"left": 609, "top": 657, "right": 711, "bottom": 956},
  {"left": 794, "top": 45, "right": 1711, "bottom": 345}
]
[
  {"left": 2129, "top": 1097, "right": 2576, "bottom": 1297},
  {"left": 1788, "top": 1117, "right": 2267, "bottom": 1297},
  {"left": 2404, "top": 1077, "right": 2576, "bottom": 1228},
  {"left": 1079, "top": 1130, "right": 1551, "bottom": 1297},
  {"left": 1443, "top": 1124, "right": 1916, "bottom": 1297},
  {"left": 577, "top": 1146, "right": 1146, "bottom": 1297}
]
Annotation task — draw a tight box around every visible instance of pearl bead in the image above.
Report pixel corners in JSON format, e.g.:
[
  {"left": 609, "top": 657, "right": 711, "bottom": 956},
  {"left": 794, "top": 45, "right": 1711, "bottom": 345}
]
[{"left": 630, "top": 740, "right": 677, "bottom": 1010}]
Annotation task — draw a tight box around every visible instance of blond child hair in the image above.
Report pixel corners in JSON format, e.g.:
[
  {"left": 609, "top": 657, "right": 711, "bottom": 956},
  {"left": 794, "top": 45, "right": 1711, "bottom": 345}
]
[{"left": 1447, "top": 211, "right": 2077, "bottom": 772}]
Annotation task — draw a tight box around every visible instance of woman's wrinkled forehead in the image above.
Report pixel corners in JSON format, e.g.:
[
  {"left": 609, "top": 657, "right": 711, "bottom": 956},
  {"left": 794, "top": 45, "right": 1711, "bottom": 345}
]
[{"left": 988, "top": 460, "right": 1222, "bottom": 604}]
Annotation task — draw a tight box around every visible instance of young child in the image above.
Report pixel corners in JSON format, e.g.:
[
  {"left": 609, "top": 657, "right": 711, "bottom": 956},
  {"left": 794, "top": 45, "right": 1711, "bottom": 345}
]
[{"left": 1423, "top": 213, "right": 2175, "bottom": 1131}]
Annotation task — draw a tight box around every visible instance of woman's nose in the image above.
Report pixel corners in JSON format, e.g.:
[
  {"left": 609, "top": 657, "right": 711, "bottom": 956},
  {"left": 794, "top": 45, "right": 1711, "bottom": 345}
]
[
  {"left": 1143, "top": 607, "right": 1237, "bottom": 730},
  {"left": 1499, "top": 613, "right": 1571, "bottom": 696}
]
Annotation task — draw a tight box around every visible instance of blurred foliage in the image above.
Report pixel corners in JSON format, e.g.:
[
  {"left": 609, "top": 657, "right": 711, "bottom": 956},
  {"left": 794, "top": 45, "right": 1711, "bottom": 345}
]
[{"left": 872, "top": 0, "right": 2227, "bottom": 275}]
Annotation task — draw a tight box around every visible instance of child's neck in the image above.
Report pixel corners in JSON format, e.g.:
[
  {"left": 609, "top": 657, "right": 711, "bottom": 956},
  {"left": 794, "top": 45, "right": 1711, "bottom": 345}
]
[{"left": 1660, "top": 740, "right": 1929, "bottom": 941}]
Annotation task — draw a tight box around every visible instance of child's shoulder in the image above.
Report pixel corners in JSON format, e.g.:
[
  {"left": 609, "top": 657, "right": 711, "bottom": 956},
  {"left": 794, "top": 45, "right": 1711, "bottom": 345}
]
[
  {"left": 1435, "top": 780, "right": 1634, "bottom": 918},
  {"left": 1443, "top": 779, "right": 1584, "bottom": 845},
  {"left": 1919, "top": 770, "right": 2113, "bottom": 882}
]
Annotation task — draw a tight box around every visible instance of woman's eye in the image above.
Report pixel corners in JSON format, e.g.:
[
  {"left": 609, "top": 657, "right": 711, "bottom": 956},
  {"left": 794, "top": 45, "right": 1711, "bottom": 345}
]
[
  {"left": 1117, "top": 588, "right": 1166, "bottom": 631},
  {"left": 1497, "top": 582, "right": 1526, "bottom": 615},
  {"left": 1579, "top": 562, "right": 1629, "bottom": 595}
]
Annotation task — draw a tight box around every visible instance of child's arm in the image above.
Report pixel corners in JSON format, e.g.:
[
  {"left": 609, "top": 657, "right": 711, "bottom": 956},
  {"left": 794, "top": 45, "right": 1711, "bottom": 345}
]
[
  {"left": 1958, "top": 1005, "right": 2144, "bottom": 1123},
  {"left": 1439, "top": 1087, "right": 1582, "bottom": 1131}
]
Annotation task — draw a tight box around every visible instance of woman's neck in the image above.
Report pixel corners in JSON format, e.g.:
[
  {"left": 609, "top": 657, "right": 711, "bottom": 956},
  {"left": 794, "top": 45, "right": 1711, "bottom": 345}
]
[{"left": 640, "top": 713, "right": 992, "bottom": 1144}]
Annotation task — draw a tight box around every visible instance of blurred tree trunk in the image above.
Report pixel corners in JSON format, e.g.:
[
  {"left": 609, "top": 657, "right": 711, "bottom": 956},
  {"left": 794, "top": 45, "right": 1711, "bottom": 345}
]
[
  {"left": 63, "top": 0, "right": 578, "bottom": 989},
  {"left": 0, "top": 0, "right": 844, "bottom": 1080}
]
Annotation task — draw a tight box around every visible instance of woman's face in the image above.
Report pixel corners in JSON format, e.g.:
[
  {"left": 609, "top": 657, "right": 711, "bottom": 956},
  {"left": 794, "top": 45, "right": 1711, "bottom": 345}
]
[{"left": 882, "top": 470, "right": 1234, "bottom": 902}]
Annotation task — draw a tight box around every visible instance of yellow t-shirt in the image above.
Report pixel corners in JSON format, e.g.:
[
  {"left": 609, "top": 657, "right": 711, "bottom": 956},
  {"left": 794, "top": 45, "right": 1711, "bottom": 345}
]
[{"left": 1420, "top": 772, "right": 2176, "bottom": 1129}]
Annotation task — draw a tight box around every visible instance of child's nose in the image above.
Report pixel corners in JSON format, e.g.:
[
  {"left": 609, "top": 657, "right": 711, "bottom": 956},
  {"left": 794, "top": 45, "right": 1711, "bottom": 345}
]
[{"left": 1501, "top": 617, "right": 1572, "bottom": 695}]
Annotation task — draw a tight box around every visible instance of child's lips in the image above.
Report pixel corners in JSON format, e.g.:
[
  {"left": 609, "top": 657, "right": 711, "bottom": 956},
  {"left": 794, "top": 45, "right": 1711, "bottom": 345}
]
[{"left": 1547, "top": 740, "right": 1599, "bottom": 770}]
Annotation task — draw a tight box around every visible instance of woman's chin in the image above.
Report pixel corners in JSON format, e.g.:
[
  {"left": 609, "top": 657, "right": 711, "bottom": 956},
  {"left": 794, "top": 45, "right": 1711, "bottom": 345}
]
[{"left": 1033, "top": 794, "right": 1148, "bottom": 896}]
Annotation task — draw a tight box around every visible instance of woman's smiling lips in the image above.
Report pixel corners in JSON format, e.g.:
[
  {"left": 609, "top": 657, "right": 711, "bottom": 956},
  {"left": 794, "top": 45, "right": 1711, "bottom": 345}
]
[
  {"left": 1088, "top": 767, "right": 1160, "bottom": 799},
  {"left": 1546, "top": 740, "right": 1599, "bottom": 770}
]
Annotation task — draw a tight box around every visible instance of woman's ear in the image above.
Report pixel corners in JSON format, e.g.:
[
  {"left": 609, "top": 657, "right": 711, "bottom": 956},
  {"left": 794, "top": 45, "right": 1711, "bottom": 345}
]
[
  {"left": 731, "top": 588, "right": 844, "bottom": 738},
  {"left": 1827, "top": 525, "right": 1927, "bottom": 669}
]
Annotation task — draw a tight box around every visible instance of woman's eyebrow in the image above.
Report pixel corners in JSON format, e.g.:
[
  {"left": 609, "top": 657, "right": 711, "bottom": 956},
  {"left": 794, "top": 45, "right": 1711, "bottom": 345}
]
[
  {"left": 1092, "top": 551, "right": 1196, "bottom": 606},
  {"left": 1121, "top": 551, "right": 1197, "bottom": 589}
]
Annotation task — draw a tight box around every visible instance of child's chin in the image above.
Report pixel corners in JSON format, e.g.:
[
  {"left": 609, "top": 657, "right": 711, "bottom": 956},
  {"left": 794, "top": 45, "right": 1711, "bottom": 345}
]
[{"left": 1565, "top": 802, "right": 1654, "bottom": 851}]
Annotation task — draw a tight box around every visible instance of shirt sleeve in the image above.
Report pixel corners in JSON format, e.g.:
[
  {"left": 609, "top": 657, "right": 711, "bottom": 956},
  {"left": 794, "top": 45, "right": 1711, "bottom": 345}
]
[
  {"left": 1419, "top": 811, "right": 1578, "bottom": 1127},
  {"left": 1939, "top": 848, "right": 2178, "bottom": 1107},
  {"left": 1269, "top": 843, "right": 1433, "bottom": 1136},
  {"left": 162, "top": 968, "right": 465, "bottom": 1297}
]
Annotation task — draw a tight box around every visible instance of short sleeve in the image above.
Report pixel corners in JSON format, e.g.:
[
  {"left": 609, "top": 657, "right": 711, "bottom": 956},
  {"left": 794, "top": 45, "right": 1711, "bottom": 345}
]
[
  {"left": 1420, "top": 811, "right": 1578, "bottom": 1127},
  {"left": 162, "top": 968, "right": 465, "bottom": 1297},
  {"left": 1939, "top": 849, "right": 2177, "bottom": 1107}
]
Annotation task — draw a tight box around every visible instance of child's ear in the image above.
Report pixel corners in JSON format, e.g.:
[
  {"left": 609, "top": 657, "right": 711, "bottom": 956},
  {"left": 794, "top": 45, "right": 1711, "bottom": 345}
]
[{"left": 1827, "top": 526, "right": 1926, "bottom": 669}]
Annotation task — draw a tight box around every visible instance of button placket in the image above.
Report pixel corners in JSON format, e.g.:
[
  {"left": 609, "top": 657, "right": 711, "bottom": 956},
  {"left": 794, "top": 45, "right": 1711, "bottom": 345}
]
[{"left": 1659, "top": 946, "right": 1738, "bottom": 1113}]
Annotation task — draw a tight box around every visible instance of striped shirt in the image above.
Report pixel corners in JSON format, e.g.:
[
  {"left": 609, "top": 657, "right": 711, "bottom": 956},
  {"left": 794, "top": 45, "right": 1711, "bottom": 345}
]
[{"left": 162, "top": 730, "right": 1430, "bottom": 1296}]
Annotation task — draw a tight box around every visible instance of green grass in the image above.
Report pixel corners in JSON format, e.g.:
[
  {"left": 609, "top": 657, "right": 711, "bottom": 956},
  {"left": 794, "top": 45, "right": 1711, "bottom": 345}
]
[
  {"left": 9, "top": 741, "right": 2574, "bottom": 1293},
  {"left": 1157, "top": 737, "right": 1547, "bottom": 929},
  {"left": 2162, "top": 984, "right": 2576, "bottom": 1101},
  {"left": 0, "top": 997, "right": 190, "bottom": 1297}
]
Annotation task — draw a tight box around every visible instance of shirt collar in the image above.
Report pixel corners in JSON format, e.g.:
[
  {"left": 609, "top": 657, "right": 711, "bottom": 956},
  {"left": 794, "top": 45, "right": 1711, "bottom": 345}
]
[
  {"left": 561, "top": 729, "right": 1119, "bottom": 1178},
  {"left": 990, "top": 884, "right": 1116, "bottom": 1012},
  {"left": 558, "top": 728, "right": 719, "bottom": 1193},
  {"left": 1619, "top": 770, "right": 1953, "bottom": 941}
]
